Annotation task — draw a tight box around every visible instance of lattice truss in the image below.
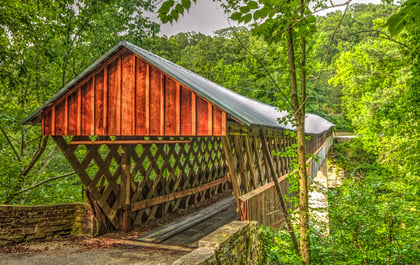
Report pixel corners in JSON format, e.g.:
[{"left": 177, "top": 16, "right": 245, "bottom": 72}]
[
  {"left": 53, "top": 136, "right": 229, "bottom": 231},
  {"left": 223, "top": 132, "right": 296, "bottom": 197},
  {"left": 223, "top": 125, "right": 299, "bottom": 227}
]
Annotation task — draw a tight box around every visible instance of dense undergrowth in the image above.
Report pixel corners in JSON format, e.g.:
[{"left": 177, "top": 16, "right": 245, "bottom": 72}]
[{"left": 261, "top": 139, "right": 419, "bottom": 264}]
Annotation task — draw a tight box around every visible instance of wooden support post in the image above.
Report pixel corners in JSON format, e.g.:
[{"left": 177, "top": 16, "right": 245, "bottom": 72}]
[
  {"left": 232, "top": 136, "right": 250, "bottom": 193},
  {"left": 260, "top": 130, "right": 299, "bottom": 254},
  {"left": 221, "top": 136, "right": 242, "bottom": 216},
  {"left": 244, "top": 135, "right": 259, "bottom": 189},
  {"left": 253, "top": 136, "right": 265, "bottom": 186},
  {"left": 120, "top": 145, "right": 132, "bottom": 232}
]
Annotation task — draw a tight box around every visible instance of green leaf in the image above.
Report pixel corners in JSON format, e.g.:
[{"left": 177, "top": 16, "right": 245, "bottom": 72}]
[
  {"left": 175, "top": 3, "right": 184, "bottom": 15},
  {"left": 254, "top": 7, "right": 269, "bottom": 20},
  {"left": 230, "top": 12, "right": 242, "bottom": 21},
  {"left": 159, "top": 0, "right": 174, "bottom": 14},
  {"left": 181, "top": 0, "right": 191, "bottom": 10},
  {"left": 240, "top": 6, "right": 250, "bottom": 13},
  {"left": 247, "top": 1, "right": 258, "bottom": 9},
  {"left": 243, "top": 13, "right": 252, "bottom": 23},
  {"left": 387, "top": 12, "right": 409, "bottom": 36},
  {"left": 170, "top": 9, "right": 179, "bottom": 21}
]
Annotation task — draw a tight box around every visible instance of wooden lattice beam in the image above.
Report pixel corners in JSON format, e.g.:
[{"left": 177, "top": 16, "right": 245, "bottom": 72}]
[{"left": 54, "top": 136, "right": 230, "bottom": 233}]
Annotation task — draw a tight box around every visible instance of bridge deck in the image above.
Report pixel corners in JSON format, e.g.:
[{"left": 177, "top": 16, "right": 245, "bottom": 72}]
[{"left": 138, "top": 196, "right": 238, "bottom": 247}]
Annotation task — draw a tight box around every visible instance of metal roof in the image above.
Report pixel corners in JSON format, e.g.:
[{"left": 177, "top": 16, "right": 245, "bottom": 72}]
[{"left": 21, "top": 40, "right": 334, "bottom": 134}]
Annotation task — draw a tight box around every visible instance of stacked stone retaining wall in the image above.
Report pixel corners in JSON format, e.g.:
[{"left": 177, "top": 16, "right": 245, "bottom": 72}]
[
  {"left": 0, "top": 203, "right": 96, "bottom": 246},
  {"left": 173, "top": 221, "right": 262, "bottom": 265}
]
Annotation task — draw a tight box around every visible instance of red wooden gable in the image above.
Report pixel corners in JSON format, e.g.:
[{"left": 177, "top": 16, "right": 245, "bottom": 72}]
[{"left": 41, "top": 48, "right": 226, "bottom": 136}]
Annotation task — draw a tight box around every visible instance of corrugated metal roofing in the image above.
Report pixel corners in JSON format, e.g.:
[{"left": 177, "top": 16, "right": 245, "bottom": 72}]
[{"left": 21, "top": 40, "right": 334, "bottom": 134}]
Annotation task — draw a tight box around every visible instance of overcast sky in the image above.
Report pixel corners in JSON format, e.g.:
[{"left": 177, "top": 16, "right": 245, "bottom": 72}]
[{"left": 151, "top": 0, "right": 383, "bottom": 36}]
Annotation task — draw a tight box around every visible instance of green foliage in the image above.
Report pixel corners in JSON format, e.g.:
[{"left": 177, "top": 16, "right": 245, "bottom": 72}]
[
  {"left": 260, "top": 226, "right": 303, "bottom": 264},
  {"left": 155, "top": 2, "right": 402, "bottom": 131},
  {"left": 331, "top": 9, "right": 419, "bottom": 178},
  {"left": 263, "top": 139, "right": 420, "bottom": 264},
  {"left": 0, "top": 0, "right": 158, "bottom": 204},
  {"left": 327, "top": 140, "right": 420, "bottom": 264},
  {"left": 387, "top": 0, "right": 420, "bottom": 36}
]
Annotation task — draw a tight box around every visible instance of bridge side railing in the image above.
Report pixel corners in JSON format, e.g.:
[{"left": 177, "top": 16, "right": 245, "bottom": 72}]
[{"left": 224, "top": 124, "right": 333, "bottom": 229}]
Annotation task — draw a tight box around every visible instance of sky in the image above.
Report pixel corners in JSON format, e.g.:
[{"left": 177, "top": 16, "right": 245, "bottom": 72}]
[{"left": 151, "top": 0, "right": 383, "bottom": 36}]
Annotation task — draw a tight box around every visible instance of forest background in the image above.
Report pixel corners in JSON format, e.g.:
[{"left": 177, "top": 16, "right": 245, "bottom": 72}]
[{"left": 0, "top": 0, "right": 418, "bottom": 263}]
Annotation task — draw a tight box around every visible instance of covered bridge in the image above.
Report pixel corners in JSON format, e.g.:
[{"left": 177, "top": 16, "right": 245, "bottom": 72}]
[{"left": 22, "top": 40, "right": 334, "bottom": 234}]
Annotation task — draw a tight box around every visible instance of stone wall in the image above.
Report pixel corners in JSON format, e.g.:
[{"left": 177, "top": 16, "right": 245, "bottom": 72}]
[
  {"left": 0, "top": 203, "right": 96, "bottom": 246},
  {"left": 173, "top": 221, "right": 262, "bottom": 265}
]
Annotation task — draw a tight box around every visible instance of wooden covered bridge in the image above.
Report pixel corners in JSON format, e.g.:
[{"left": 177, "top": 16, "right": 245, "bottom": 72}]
[{"left": 22, "top": 41, "right": 334, "bottom": 235}]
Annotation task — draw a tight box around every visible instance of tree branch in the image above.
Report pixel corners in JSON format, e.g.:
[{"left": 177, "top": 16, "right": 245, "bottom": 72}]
[
  {"left": 0, "top": 126, "right": 21, "bottom": 162},
  {"left": 294, "top": 0, "right": 351, "bottom": 116},
  {"left": 265, "top": 0, "right": 352, "bottom": 43},
  {"left": 35, "top": 146, "right": 58, "bottom": 174},
  {"left": 376, "top": 30, "right": 412, "bottom": 50},
  {"left": 21, "top": 136, "right": 49, "bottom": 176},
  {"left": 19, "top": 172, "right": 76, "bottom": 193},
  {"left": 226, "top": 20, "right": 294, "bottom": 109}
]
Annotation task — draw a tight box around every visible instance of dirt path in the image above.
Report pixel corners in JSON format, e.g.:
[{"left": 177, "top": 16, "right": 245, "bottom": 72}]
[
  {"left": 1, "top": 248, "right": 183, "bottom": 265},
  {"left": 0, "top": 237, "right": 189, "bottom": 265}
]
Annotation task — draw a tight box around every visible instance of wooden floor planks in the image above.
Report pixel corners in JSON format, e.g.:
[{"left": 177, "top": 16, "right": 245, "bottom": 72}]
[
  {"left": 161, "top": 204, "right": 239, "bottom": 247},
  {"left": 137, "top": 197, "right": 236, "bottom": 244}
]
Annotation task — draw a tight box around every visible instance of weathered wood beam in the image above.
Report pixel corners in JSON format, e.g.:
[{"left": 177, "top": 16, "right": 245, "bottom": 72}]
[
  {"left": 69, "top": 139, "right": 190, "bottom": 145},
  {"left": 244, "top": 135, "right": 259, "bottom": 189},
  {"left": 120, "top": 145, "right": 131, "bottom": 232},
  {"left": 232, "top": 136, "right": 250, "bottom": 193},
  {"left": 131, "top": 176, "right": 229, "bottom": 212},
  {"left": 221, "top": 136, "right": 242, "bottom": 215}
]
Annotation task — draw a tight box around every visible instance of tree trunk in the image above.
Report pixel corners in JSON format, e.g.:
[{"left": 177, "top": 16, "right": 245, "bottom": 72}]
[
  {"left": 298, "top": 3, "right": 310, "bottom": 260},
  {"left": 286, "top": 23, "right": 310, "bottom": 263},
  {"left": 296, "top": 113, "right": 310, "bottom": 263}
]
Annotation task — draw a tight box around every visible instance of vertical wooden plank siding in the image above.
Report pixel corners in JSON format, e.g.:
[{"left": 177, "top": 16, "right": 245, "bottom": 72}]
[
  {"left": 191, "top": 93, "right": 196, "bottom": 135},
  {"left": 43, "top": 109, "right": 52, "bottom": 135},
  {"left": 81, "top": 79, "right": 93, "bottom": 135},
  {"left": 95, "top": 69, "right": 105, "bottom": 135},
  {"left": 76, "top": 88, "right": 82, "bottom": 135},
  {"left": 212, "top": 107, "right": 224, "bottom": 136},
  {"left": 135, "top": 58, "right": 149, "bottom": 135},
  {"left": 51, "top": 105, "right": 56, "bottom": 135},
  {"left": 91, "top": 75, "right": 96, "bottom": 135},
  {"left": 164, "top": 77, "right": 178, "bottom": 135},
  {"left": 207, "top": 103, "right": 212, "bottom": 135},
  {"left": 180, "top": 86, "right": 193, "bottom": 135},
  {"left": 196, "top": 97, "right": 210, "bottom": 136},
  {"left": 121, "top": 53, "right": 135, "bottom": 135},
  {"left": 40, "top": 48, "right": 226, "bottom": 137},
  {"left": 67, "top": 91, "right": 78, "bottom": 135},
  {"left": 64, "top": 96, "right": 68, "bottom": 135},
  {"left": 160, "top": 73, "right": 164, "bottom": 135},
  {"left": 54, "top": 100, "right": 65, "bottom": 135},
  {"left": 103, "top": 67, "right": 108, "bottom": 135},
  {"left": 149, "top": 66, "right": 162, "bottom": 135},
  {"left": 175, "top": 82, "right": 181, "bottom": 135},
  {"left": 107, "top": 58, "right": 121, "bottom": 135}
]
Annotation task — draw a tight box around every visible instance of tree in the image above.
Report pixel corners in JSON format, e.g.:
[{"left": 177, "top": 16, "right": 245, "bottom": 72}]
[
  {"left": 157, "top": 0, "right": 351, "bottom": 263},
  {"left": 0, "top": 0, "right": 158, "bottom": 204}
]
